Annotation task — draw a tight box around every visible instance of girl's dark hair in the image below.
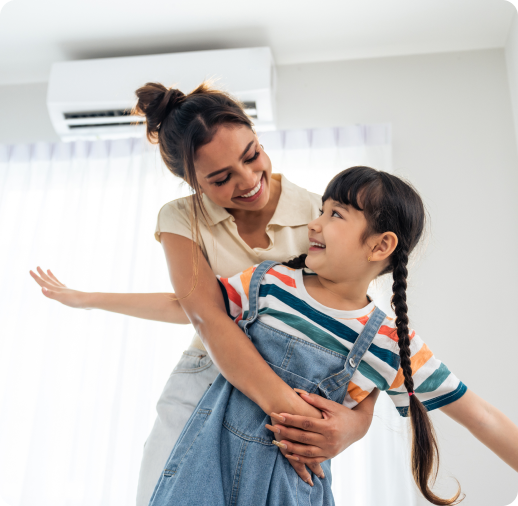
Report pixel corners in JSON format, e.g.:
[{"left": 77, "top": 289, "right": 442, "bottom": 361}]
[
  {"left": 133, "top": 82, "right": 254, "bottom": 295},
  {"left": 285, "top": 166, "right": 462, "bottom": 505}
]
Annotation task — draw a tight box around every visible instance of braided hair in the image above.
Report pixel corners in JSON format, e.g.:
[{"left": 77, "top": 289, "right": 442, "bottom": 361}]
[{"left": 296, "top": 167, "right": 462, "bottom": 504}]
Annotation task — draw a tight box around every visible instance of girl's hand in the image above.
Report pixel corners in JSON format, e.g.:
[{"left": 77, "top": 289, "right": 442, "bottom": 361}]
[
  {"left": 29, "top": 267, "right": 89, "bottom": 309},
  {"left": 265, "top": 389, "right": 378, "bottom": 470}
]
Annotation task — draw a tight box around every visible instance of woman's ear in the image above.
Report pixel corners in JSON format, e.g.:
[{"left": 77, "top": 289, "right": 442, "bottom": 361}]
[{"left": 371, "top": 232, "right": 398, "bottom": 262}]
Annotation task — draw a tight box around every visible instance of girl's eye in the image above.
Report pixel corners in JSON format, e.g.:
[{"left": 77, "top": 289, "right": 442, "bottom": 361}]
[
  {"left": 215, "top": 174, "right": 231, "bottom": 187},
  {"left": 245, "top": 151, "right": 260, "bottom": 164},
  {"left": 318, "top": 207, "right": 324, "bottom": 216},
  {"left": 331, "top": 210, "right": 343, "bottom": 218}
]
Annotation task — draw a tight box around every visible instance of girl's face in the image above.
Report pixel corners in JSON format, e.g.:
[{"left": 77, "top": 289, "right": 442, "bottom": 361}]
[
  {"left": 305, "top": 198, "right": 373, "bottom": 282},
  {"left": 194, "top": 125, "right": 273, "bottom": 211}
]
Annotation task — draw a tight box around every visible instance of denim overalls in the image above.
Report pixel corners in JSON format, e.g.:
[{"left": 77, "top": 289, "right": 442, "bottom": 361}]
[{"left": 149, "top": 261, "right": 387, "bottom": 506}]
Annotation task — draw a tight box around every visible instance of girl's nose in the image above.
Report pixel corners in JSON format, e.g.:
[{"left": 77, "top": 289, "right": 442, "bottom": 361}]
[{"left": 308, "top": 218, "right": 322, "bottom": 232}]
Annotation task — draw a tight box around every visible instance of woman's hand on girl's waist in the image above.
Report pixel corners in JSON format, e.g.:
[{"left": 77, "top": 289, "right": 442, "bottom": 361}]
[{"left": 265, "top": 388, "right": 379, "bottom": 480}]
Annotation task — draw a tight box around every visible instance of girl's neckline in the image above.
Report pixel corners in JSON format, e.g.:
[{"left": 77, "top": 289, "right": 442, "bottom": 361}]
[{"left": 296, "top": 268, "right": 376, "bottom": 319}]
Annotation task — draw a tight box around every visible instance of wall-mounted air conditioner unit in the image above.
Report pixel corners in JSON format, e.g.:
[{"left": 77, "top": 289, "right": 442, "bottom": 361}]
[{"left": 47, "top": 47, "right": 276, "bottom": 142}]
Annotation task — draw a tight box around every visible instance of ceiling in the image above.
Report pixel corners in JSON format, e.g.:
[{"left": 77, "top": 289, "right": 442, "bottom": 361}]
[{"left": 0, "top": 0, "right": 515, "bottom": 86}]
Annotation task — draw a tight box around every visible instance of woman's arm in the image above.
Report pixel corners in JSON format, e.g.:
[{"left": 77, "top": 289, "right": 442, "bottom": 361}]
[
  {"left": 440, "top": 389, "right": 518, "bottom": 472},
  {"left": 30, "top": 267, "right": 190, "bottom": 324},
  {"left": 160, "top": 233, "right": 320, "bottom": 419}
]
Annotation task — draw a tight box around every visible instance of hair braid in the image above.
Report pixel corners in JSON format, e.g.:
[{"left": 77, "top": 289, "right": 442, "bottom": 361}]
[
  {"left": 392, "top": 249, "right": 462, "bottom": 505},
  {"left": 282, "top": 253, "right": 307, "bottom": 270},
  {"left": 392, "top": 248, "right": 414, "bottom": 393}
]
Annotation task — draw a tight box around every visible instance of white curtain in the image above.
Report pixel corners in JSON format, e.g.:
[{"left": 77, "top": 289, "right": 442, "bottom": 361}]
[{"left": 0, "top": 125, "right": 415, "bottom": 506}]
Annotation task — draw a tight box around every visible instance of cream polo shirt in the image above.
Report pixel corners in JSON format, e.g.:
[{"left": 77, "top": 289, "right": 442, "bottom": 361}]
[{"left": 155, "top": 173, "right": 322, "bottom": 351}]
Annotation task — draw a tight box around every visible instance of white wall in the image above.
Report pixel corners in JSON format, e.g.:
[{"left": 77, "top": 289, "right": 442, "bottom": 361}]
[
  {"left": 277, "top": 49, "right": 518, "bottom": 505},
  {"left": 506, "top": 10, "right": 518, "bottom": 155},
  {"left": 0, "top": 82, "right": 58, "bottom": 144},
  {"left": 1, "top": 48, "right": 518, "bottom": 504}
]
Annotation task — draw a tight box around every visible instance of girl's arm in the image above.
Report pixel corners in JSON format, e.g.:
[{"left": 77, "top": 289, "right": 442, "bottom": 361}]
[
  {"left": 29, "top": 267, "right": 190, "bottom": 324},
  {"left": 440, "top": 389, "right": 518, "bottom": 471}
]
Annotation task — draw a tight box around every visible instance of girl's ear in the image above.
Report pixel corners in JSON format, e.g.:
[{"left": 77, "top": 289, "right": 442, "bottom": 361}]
[{"left": 371, "top": 232, "right": 398, "bottom": 262}]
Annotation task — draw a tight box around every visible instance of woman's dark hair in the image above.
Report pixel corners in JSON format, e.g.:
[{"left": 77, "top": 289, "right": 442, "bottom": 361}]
[
  {"left": 133, "top": 81, "right": 254, "bottom": 294},
  {"left": 284, "top": 166, "right": 462, "bottom": 505}
]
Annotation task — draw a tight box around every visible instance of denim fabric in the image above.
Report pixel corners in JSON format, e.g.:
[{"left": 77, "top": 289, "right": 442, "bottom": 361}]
[
  {"left": 137, "top": 347, "right": 219, "bottom": 506},
  {"left": 149, "top": 261, "right": 386, "bottom": 506}
]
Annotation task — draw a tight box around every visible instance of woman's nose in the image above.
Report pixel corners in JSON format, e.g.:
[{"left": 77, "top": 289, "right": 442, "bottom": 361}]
[{"left": 238, "top": 169, "right": 260, "bottom": 190}]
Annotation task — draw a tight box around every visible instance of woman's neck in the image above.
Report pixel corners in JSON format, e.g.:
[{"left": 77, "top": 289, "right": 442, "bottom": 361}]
[{"left": 303, "top": 273, "right": 372, "bottom": 312}]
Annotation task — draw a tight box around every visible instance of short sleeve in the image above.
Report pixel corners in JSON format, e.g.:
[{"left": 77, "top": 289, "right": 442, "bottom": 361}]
[
  {"left": 216, "top": 266, "right": 256, "bottom": 322},
  {"left": 154, "top": 198, "right": 193, "bottom": 243},
  {"left": 386, "top": 332, "right": 467, "bottom": 417}
]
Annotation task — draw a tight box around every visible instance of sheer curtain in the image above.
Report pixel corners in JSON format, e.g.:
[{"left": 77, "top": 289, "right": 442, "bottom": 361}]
[{"left": 0, "top": 125, "right": 415, "bottom": 506}]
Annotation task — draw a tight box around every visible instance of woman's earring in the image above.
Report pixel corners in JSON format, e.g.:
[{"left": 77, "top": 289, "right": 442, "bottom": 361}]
[{"left": 368, "top": 256, "right": 372, "bottom": 262}]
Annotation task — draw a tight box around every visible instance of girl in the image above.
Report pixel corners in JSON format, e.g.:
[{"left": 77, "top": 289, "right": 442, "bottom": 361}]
[
  {"left": 29, "top": 82, "right": 379, "bottom": 505},
  {"left": 148, "top": 166, "right": 518, "bottom": 505}
]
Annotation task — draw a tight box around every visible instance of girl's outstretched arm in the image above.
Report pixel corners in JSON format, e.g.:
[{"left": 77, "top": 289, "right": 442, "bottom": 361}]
[
  {"left": 440, "top": 389, "right": 518, "bottom": 471},
  {"left": 29, "top": 267, "right": 190, "bottom": 324}
]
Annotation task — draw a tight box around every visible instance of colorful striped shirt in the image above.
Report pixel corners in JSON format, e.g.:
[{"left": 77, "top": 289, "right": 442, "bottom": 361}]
[{"left": 218, "top": 264, "right": 467, "bottom": 417}]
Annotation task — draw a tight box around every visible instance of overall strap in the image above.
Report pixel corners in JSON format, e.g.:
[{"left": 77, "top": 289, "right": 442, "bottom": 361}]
[
  {"left": 238, "top": 261, "right": 280, "bottom": 332},
  {"left": 318, "top": 306, "right": 387, "bottom": 401}
]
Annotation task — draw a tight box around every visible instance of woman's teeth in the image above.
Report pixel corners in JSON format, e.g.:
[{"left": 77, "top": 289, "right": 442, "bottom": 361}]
[
  {"left": 238, "top": 178, "right": 262, "bottom": 198},
  {"left": 310, "top": 241, "right": 326, "bottom": 248}
]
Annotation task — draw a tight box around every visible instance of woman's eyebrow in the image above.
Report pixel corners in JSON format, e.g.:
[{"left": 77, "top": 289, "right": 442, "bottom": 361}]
[{"left": 205, "top": 140, "right": 255, "bottom": 179}]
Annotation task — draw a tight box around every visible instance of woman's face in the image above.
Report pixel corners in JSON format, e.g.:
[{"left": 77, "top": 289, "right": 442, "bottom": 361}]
[{"left": 194, "top": 125, "right": 273, "bottom": 211}]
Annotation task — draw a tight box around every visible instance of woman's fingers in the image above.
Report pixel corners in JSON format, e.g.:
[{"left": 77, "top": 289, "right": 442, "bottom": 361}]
[
  {"left": 271, "top": 412, "right": 327, "bottom": 434},
  {"left": 266, "top": 423, "right": 322, "bottom": 446},
  {"left": 286, "top": 458, "right": 314, "bottom": 486},
  {"left": 288, "top": 457, "right": 325, "bottom": 479},
  {"left": 306, "top": 461, "right": 325, "bottom": 478},
  {"left": 278, "top": 440, "right": 324, "bottom": 460},
  {"left": 47, "top": 269, "right": 66, "bottom": 287},
  {"left": 36, "top": 266, "right": 56, "bottom": 285},
  {"left": 276, "top": 444, "right": 314, "bottom": 486},
  {"left": 30, "top": 270, "right": 55, "bottom": 290}
]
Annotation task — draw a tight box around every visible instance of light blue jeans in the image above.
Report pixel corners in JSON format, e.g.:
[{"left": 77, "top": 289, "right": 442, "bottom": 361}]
[
  {"left": 136, "top": 347, "right": 219, "bottom": 506},
  {"left": 148, "top": 261, "right": 386, "bottom": 506}
]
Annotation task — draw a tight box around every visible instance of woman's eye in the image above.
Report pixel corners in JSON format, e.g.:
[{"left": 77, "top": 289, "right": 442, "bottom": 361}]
[
  {"left": 331, "top": 210, "right": 342, "bottom": 218},
  {"left": 245, "top": 151, "right": 260, "bottom": 164},
  {"left": 318, "top": 207, "right": 323, "bottom": 216},
  {"left": 215, "top": 174, "right": 231, "bottom": 187}
]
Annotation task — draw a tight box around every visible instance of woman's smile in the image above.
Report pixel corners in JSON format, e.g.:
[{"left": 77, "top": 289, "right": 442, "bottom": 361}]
[{"left": 233, "top": 173, "right": 265, "bottom": 203}]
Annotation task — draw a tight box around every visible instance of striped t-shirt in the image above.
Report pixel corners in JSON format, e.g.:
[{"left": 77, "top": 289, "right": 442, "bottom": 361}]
[{"left": 218, "top": 264, "right": 467, "bottom": 417}]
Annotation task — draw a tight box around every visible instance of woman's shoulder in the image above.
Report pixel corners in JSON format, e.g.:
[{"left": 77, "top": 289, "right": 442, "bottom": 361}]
[{"left": 157, "top": 195, "right": 194, "bottom": 218}]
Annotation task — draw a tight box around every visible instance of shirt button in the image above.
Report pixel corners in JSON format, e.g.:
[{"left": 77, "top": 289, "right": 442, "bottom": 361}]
[{"left": 349, "top": 357, "right": 356, "bottom": 367}]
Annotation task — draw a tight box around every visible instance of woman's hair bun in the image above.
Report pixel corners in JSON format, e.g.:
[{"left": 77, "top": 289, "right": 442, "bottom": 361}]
[{"left": 134, "top": 83, "right": 186, "bottom": 140}]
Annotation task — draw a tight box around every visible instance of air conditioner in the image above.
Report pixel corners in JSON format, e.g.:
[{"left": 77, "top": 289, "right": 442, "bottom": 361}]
[{"left": 47, "top": 47, "right": 276, "bottom": 142}]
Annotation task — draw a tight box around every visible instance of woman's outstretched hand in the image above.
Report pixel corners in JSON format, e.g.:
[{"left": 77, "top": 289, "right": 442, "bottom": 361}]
[
  {"left": 265, "top": 388, "right": 379, "bottom": 480},
  {"left": 29, "top": 267, "right": 89, "bottom": 308}
]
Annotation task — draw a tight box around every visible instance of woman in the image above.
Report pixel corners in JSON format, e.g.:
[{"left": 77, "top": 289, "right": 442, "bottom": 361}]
[{"left": 31, "top": 82, "right": 380, "bottom": 506}]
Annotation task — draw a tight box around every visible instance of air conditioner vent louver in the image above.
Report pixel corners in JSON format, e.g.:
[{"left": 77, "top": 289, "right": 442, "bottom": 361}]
[
  {"left": 64, "top": 109, "right": 132, "bottom": 120},
  {"left": 48, "top": 47, "right": 276, "bottom": 141},
  {"left": 69, "top": 121, "right": 145, "bottom": 130}
]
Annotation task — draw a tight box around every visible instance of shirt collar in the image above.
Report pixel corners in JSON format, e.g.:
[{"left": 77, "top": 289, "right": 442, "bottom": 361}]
[{"left": 201, "top": 173, "right": 316, "bottom": 227}]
